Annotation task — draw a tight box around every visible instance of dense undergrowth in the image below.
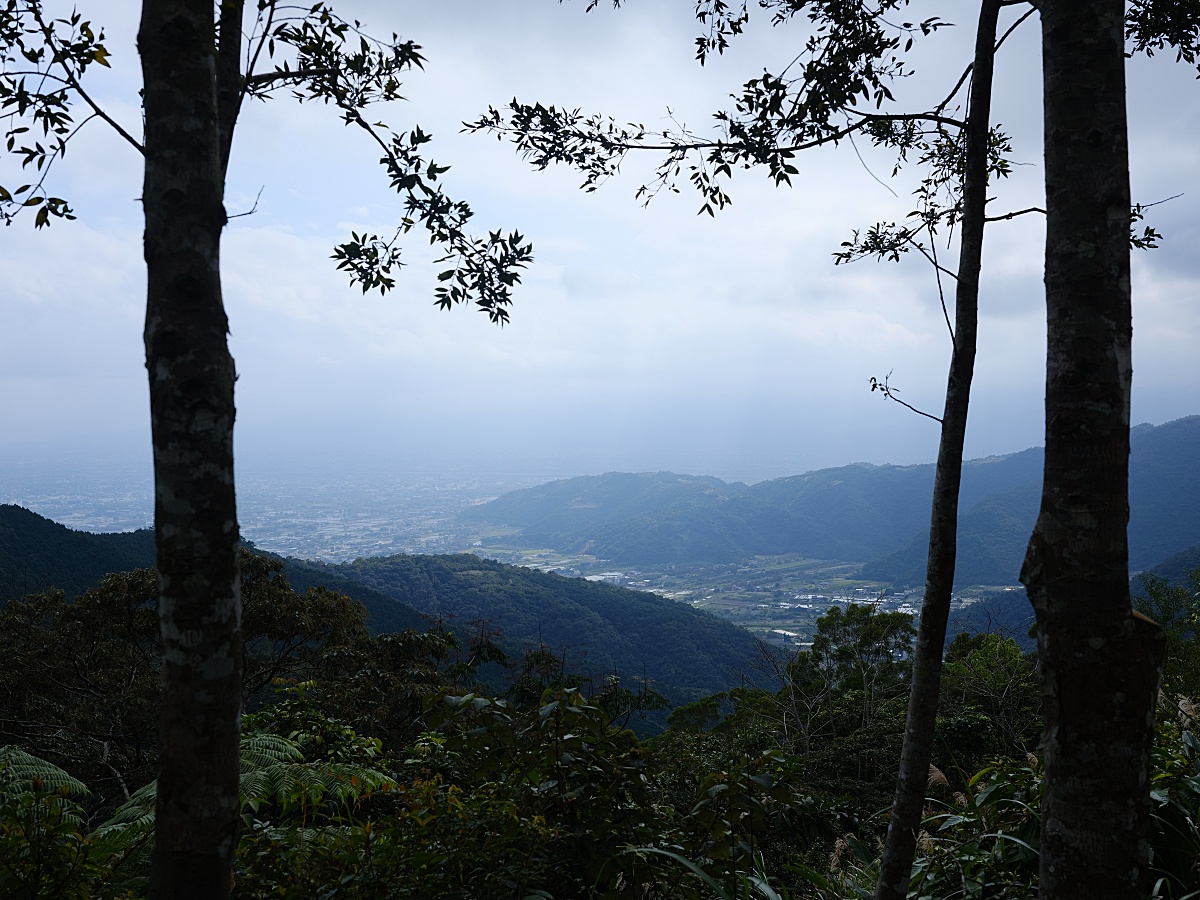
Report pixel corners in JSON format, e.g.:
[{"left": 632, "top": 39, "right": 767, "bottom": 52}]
[{"left": 2, "top": 555, "right": 1199, "bottom": 897}]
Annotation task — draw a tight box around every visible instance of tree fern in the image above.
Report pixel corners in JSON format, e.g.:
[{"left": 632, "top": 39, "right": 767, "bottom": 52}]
[
  {"left": 0, "top": 746, "right": 101, "bottom": 898},
  {"left": 94, "top": 730, "right": 396, "bottom": 843},
  {"left": 239, "top": 740, "right": 398, "bottom": 823},
  {"left": 0, "top": 745, "right": 90, "bottom": 800}
]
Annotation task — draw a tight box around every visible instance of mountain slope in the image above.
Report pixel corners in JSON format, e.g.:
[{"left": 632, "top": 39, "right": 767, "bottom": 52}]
[
  {"left": 1135, "top": 543, "right": 1200, "bottom": 588},
  {"left": 279, "top": 557, "right": 427, "bottom": 633},
  {"left": 0, "top": 504, "right": 157, "bottom": 601},
  {"left": 867, "top": 416, "right": 1200, "bottom": 586},
  {"left": 1128, "top": 416, "right": 1200, "bottom": 568},
  {"left": 464, "top": 471, "right": 741, "bottom": 536},
  {"left": 862, "top": 482, "right": 1042, "bottom": 587},
  {"left": 466, "top": 417, "right": 1199, "bottom": 586},
  {"left": 327, "top": 553, "right": 764, "bottom": 706},
  {"left": 1, "top": 506, "right": 763, "bottom": 708},
  {"left": 466, "top": 447, "right": 1044, "bottom": 566},
  {"left": 0, "top": 504, "right": 426, "bottom": 631}
]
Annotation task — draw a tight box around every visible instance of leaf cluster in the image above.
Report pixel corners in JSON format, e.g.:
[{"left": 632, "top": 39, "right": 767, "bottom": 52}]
[
  {"left": 467, "top": 1, "right": 951, "bottom": 216},
  {"left": 937, "top": 633, "right": 1041, "bottom": 768},
  {"left": 2, "top": 0, "right": 533, "bottom": 317},
  {"left": 0, "top": 746, "right": 103, "bottom": 898},
  {"left": 0, "top": 552, "right": 384, "bottom": 813},
  {"left": 232, "top": 1, "right": 534, "bottom": 316},
  {"left": 834, "top": 125, "right": 1014, "bottom": 268},
  {"left": 1128, "top": 0, "right": 1200, "bottom": 71},
  {"left": 1136, "top": 567, "right": 1200, "bottom": 697},
  {"left": 0, "top": 0, "right": 111, "bottom": 227},
  {"left": 661, "top": 603, "right": 916, "bottom": 814}
]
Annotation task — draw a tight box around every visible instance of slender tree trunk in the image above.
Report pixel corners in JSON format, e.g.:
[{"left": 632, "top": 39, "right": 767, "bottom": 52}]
[
  {"left": 1021, "top": 3, "right": 1165, "bottom": 898},
  {"left": 216, "top": 0, "right": 246, "bottom": 175},
  {"left": 875, "top": 2, "right": 999, "bottom": 897},
  {"left": 140, "top": 1, "right": 241, "bottom": 896}
]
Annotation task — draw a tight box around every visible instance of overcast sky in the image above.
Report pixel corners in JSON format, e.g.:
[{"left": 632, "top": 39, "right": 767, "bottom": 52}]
[{"left": 2, "top": 0, "right": 1198, "bottom": 487}]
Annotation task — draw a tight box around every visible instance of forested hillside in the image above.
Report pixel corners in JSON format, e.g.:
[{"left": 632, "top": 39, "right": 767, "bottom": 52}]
[
  {"left": 464, "top": 471, "right": 742, "bottom": 535},
  {"left": 861, "top": 482, "right": 1040, "bottom": 586},
  {"left": 0, "top": 504, "right": 156, "bottom": 602},
  {"left": 325, "top": 553, "right": 764, "bottom": 706},
  {"left": 0, "top": 507, "right": 762, "bottom": 710},
  {"left": 277, "top": 557, "right": 427, "bottom": 633},
  {"left": 0, "top": 505, "right": 428, "bottom": 629},
  {"left": 7, "top": 571, "right": 1199, "bottom": 898},
  {"left": 870, "top": 415, "right": 1200, "bottom": 585},
  {"left": 470, "top": 416, "right": 1200, "bottom": 586},
  {"left": 1138, "top": 543, "right": 1200, "bottom": 587}
]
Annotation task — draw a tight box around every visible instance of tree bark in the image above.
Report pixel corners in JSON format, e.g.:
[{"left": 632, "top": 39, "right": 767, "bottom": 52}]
[
  {"left": 216, "top": 0, "right": 246, "bottom": 176},
  {"left": 139, "top": 1, "right": 241, "bottom": 897},
  {"left": 874, "top": 2, "right": 999, "bottom": 897},
  {"left": 1022, "top": 3, "right": 1165, "bottom": 898}
]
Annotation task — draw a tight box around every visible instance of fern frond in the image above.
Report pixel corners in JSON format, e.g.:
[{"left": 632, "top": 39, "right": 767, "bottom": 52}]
[
  {"left": 91, "top": 777, "right": 158, "bottom": 862},
  {"left": 89, "top": 814, "right": 156, "bottom": 859},
  {"left": 103, "top": 778, "right": 158, "bottom": 827},
  {"left": 241, "top": 732, "right": 305, "bottom": 771},
  {"left": 0, "top": 745, "right": 90, "bottom": 799},
  {"left": 242, "top": 759, "right": 397, "bottom": 819}
]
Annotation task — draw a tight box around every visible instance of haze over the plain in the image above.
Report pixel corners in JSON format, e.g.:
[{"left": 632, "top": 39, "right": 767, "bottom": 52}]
[{"left": 2, "top": 0, "right": 1198, "bottom": 484}]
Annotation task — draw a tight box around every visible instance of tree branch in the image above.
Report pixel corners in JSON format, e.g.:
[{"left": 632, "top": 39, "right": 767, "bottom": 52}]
[
  {"left": 243, "top": 0, "right": 278, "bottom": 87},
  {"left": 911, "top": 241, "right": 961, "bottom": 286},
  {"left": 936, "top": 64, "right": 975, "bottom": 116},
  {"left": 995, "top": 5, "right": 1038, "bottom": 54},
  {"left": 869, "top": 372, "right": 943, "bottom": 424},
  {"left": 243, "top": 66, "right": 338, "bottom": 88},
  {"left": 984, "top": 205, "right": 1045, "bottom": 221},
  {"left": 30, "top": 5, "right": 143, "bottom": 155},
  {"left": 923, "top": 230, "right": 957, "bottom": 345},
  {"left": 934, "top": 9, "right": 1031, "bottom": 118}
]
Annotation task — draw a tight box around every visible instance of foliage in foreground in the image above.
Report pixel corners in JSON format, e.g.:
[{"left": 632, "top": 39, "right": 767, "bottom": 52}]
[
  {"left": 4, "top": 702, "right": 1199, "bottom": 898},
  {"left": 2, "top": 567, "right": 1199, "bottom": 897}
]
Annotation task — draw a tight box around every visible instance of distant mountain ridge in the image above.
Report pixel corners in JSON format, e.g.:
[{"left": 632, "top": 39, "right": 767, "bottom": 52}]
[
  {"left": 467, "top": 415, "right": 1200, "bottom": 586},
  {"left": 466, "top": 449, "right": 1045, "bottom": 568},
  {"left": 1137, "top": 543, "right": 1200, "bottom": 587},
  {"left": 861, "top": 482, "right": 1041, "bottom": 587},
  {"left": 468, "top": 472, "right": 741, "bottom": 536}
]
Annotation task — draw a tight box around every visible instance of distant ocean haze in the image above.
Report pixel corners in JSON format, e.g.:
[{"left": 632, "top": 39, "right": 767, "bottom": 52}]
[
  {"left": 0, "top": 467, "right": 545, "bottom": 561},
  {"left": 2, "top": 414, "right": 1196, "bottom": 577}
]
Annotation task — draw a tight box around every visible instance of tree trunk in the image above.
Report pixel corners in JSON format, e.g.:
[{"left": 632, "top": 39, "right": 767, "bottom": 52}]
[
  {"left": 874, "top": 2, "right": 999, "bottom": 897},
  {"left": 216, "top": 0, "right": 246, "bottom": 176},
  {"left": 139, "top": 1, "right": 241, "bottom": 897},
  {"left": 1021, "top": 3, "right": 1165, "bottom": 898}
]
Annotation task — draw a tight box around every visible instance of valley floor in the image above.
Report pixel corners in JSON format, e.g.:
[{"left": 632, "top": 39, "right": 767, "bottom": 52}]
[{"left": 474, "top": 546, "right": 1017, "bottom": 646}]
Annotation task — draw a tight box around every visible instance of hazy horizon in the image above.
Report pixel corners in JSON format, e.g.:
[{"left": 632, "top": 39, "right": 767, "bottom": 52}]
[
  {"left": 4, "top": 412, "right": 1196, "bottom": 544},
  {"left": 4, "top": 408, "right": 1195, "bottom": 484}
]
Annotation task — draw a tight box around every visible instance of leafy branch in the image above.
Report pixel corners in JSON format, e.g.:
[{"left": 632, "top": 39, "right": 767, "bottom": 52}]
[
  {"left": 869, "top": 372, "right": 942, "bottom": 425},
  {"left": 468, "top": 1, "right": 954, "bottom": 216},
  {"left": 230, "top": 1, "right": 535, "bottom": 316},
  {"left": 0, "top": 0, "right": 137, "bottom": 227},
  {"left": 1, "top": 0, "right": 533, "bottom": 315}
]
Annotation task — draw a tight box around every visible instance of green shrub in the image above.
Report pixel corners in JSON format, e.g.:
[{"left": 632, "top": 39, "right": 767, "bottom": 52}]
[{"left": 0, "top": 746, "right": 106, "bottom": 899}]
